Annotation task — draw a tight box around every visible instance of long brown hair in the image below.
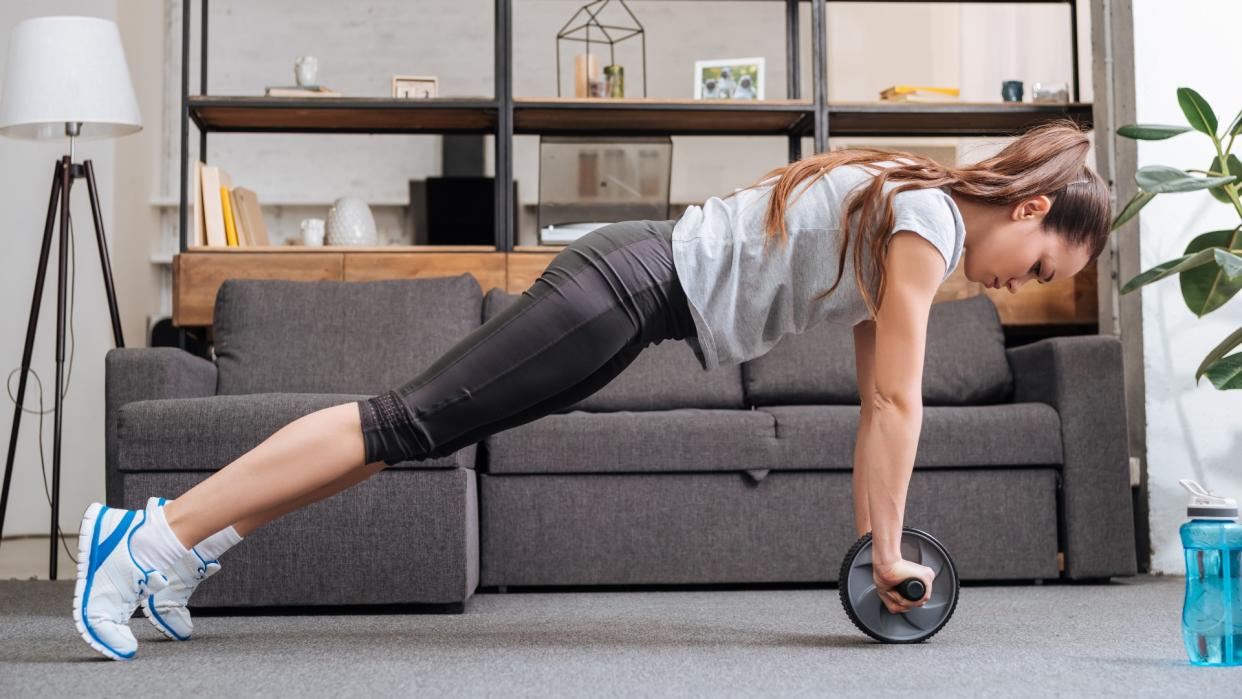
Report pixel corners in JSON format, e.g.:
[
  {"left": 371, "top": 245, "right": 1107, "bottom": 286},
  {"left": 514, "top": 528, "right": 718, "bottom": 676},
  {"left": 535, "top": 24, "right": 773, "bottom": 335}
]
[{"left": 724, "top": 119, "right": 1111, "bottom": 318}]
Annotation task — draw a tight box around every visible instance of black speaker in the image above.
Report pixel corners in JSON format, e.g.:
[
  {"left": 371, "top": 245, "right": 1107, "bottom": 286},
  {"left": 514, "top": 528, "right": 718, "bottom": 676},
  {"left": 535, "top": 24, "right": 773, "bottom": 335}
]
[{"left": 424, "top": 176, "right": 518, "bottom": 246}]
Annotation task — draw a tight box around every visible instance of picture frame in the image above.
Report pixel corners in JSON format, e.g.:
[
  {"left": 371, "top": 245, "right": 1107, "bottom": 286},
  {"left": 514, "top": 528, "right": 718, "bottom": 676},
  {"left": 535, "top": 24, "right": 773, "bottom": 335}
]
[
  {"left": 392, "top": 75, "right": 439, "bottom": 99},
  {"left": 693, "top": 57, "right": 764, "bottom": 100}
]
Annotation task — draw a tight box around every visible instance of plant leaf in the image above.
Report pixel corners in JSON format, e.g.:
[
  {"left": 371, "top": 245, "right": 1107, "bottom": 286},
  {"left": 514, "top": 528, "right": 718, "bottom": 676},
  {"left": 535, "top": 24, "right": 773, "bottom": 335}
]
[
  {"left": 1202, "top": 351, "right": 1242, "bottom": 390},
  {"left": 1227, "top": 107, "right": 1242, "bottom": 137},
  {"left": 1209, "top": 154, "right": 1242, "bottom": 204},
  {"left": 1215, "top": 248, "right": 1242, "bottom": 280},
  {"left": 1136, "top": 165, "right": 1235, "bottom": 193},
  {"left": 1181, "top": 229, "right": 1242, "bottom": 316},
  {"left": 1111, "top": 191, "right": 1156, "bottom": 230},
  {"left": 1196, "top": 326, "right": 1242, "bottom": 384},
  {"left": 1120, "top": 248, "right": 1219, "bottom": 294},
  {"left": 1117, "top": 123, "right": 1193, "bottom": 140},
  {"left": 1178, "top": 86, "right": 1218, "bottom": 136}
]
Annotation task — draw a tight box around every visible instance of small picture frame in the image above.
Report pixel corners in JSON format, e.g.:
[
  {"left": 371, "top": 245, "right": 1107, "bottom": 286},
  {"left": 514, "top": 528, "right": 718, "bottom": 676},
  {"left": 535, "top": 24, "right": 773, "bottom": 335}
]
[
  {"left": 392, "top": 75, "right": 439, "bottom": 99},
  {"left": 693, "top": 57, "right": 764, "bottom": 100}
]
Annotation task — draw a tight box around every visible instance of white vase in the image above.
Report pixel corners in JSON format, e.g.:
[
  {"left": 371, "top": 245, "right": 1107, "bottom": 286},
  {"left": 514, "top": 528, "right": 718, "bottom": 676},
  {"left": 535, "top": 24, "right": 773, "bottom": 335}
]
[{"left": 324, "top": 196, "right": 377, "bottom": 246}]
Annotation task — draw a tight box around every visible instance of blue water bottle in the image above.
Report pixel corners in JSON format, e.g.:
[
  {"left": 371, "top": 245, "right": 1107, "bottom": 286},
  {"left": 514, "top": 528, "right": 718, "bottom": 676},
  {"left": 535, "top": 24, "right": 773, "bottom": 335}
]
[{"left": 1179, "top": 479, "right": 1242, "bottom": 666}]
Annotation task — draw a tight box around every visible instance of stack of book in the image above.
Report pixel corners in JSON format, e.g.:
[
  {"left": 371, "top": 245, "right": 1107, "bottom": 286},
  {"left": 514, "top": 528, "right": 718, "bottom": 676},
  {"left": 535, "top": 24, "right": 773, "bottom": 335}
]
[
  {"left": 879, "top": 85, "right": 960, "bottom": 103},
  {"left": 191, "top": 161, "right": 270, "bottom": 247}
]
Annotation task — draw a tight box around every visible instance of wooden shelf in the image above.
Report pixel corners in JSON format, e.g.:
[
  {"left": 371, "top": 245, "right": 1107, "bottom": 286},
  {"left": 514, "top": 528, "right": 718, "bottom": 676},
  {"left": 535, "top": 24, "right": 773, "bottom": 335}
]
[
  {"left": 188, "top": 95, "right": 1090, "bottom": 138},
  {"left": 188, "top": 96, "right": 498, "bottom": 134},
  {"left": 513, "top": 245, "right": 569, "bottom": 253},
  {"left": 824, "top": 101, "right": 1092, "bottom": 136},
  {"left": 514, "top": 97, "right": 813, "bottom": 136},
  {"left": 185, "top": 244, "right": 497, "bottom": 253},
  {"left": 153, "top": 197, "right": 409, "bottom": 208}
]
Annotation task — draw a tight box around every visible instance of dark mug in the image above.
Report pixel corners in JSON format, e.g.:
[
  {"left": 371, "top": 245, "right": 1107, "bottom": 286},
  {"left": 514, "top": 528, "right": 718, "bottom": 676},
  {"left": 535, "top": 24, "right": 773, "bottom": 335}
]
[{"left": 1001, "top": 80, "right": 1024, "bottom": 102}]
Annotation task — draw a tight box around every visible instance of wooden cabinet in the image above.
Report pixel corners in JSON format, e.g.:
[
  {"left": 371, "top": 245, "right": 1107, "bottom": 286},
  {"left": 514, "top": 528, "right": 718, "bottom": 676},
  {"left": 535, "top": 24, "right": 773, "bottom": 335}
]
[
  {"left": 173, "top": 247, "right": 502, "bottom": 326},
  {"left": 939, "top": 258, "right": 1097, "bottom": 325},
  {"left": 342, "top": 251, "right": 505, "bottom": 288},
  {"left": 174, "top": 248, "right": 1096, "bottom": 328}
]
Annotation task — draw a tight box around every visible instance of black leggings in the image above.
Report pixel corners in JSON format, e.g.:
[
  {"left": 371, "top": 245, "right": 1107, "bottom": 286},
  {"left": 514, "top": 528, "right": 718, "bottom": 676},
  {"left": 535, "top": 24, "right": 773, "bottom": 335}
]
[{"left": 355, "top": 218, "right": 698, "bottom": 466}]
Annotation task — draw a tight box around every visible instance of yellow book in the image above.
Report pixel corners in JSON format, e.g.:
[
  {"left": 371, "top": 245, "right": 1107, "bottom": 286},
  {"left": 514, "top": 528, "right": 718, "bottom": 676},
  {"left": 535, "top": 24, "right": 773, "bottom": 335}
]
[
  {"left": 221, "top": 186, "right": 239, "bottom": 247},
  {"left": 880, "top": 85, "right": 960, "bottom": 101}
]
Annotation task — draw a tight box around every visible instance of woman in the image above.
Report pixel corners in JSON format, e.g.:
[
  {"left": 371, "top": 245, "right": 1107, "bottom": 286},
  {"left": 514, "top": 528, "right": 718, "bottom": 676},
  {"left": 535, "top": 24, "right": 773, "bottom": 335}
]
[{"left": 74, "top": 119, "right": 1111, "bottom": 660}]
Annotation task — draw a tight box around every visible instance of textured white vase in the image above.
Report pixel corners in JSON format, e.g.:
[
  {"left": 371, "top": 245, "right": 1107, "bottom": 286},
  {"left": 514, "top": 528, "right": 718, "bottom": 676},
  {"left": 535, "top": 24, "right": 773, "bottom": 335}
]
[{"left": 325, "top": 196, "right": 377, "bottom": 246}]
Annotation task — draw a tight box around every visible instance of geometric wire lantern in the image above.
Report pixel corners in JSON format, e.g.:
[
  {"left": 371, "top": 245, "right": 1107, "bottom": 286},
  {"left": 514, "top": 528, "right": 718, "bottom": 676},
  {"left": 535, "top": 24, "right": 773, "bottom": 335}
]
[{"left": 556, "top": 0, "right": 647, "bottom": 98}]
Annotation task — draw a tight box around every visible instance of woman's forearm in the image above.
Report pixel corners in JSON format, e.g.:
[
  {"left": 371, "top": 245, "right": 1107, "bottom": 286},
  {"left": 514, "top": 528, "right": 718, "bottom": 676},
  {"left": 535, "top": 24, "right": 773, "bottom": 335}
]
[
  {"left": 852, "top": 411, "right": 874, "bottom": 537},
  {"left": 856, "top": 402, "right": 922, "bottom": 566}
]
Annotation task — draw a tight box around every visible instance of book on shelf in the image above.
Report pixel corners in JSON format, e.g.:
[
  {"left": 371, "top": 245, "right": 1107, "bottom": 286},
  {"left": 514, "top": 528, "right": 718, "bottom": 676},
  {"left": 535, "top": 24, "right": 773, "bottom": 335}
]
[
  {"left": 227, "top": 188, "right": 248, "bottom": 246},
  {"left": 194, "top": 163, "right": 269, "bottom": 248},
  {"left": 232, "top": 187, "right": 270, "bottom": 246},
  {"left": 191, "top": 161, "right": 206, "bottom": 246},
  {"left": 220, "top": 185, "right": 239, "bottom": 246},
  {"left": 879, "top": 85, "right": 960, "bottom": 102},
  {"left": 199, "top": 165, "right": 227, "bottom": 246},
  {"left": 264, "top": 85, "right": 342, "bottom": 98}
]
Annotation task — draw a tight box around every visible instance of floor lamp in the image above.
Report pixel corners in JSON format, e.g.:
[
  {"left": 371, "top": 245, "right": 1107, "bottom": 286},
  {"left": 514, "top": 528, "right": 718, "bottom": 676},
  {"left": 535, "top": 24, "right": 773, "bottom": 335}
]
[{"left": 0, "top": 16, "right": 142, "bottom": 579}]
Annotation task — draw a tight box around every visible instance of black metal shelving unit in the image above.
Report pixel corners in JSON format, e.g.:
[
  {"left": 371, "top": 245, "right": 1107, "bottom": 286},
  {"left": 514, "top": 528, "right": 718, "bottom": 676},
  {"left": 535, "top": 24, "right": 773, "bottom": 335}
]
[{"left": 177, "top": 0, "right": 1088, "bottom": 256}]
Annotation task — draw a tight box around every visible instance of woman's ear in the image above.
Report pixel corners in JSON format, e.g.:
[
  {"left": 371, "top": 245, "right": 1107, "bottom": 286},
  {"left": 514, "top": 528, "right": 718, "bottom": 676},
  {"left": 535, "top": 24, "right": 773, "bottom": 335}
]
[{"left": 1013, "top": 194, "right": 1052, "bottom": 221}]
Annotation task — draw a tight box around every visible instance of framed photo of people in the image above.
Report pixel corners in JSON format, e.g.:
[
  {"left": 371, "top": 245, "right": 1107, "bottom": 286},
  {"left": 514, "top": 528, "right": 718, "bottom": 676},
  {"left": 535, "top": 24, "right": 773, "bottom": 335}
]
[{"left": 693, "top": 57, "right": 764, "bottom": 100}]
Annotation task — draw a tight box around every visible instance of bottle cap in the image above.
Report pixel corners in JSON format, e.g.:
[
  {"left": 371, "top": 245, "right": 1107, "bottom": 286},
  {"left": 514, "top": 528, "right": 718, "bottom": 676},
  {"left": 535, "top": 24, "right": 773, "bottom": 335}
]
[{"left": 1179, "top": 479, "right": 1239, "bottom": 520}]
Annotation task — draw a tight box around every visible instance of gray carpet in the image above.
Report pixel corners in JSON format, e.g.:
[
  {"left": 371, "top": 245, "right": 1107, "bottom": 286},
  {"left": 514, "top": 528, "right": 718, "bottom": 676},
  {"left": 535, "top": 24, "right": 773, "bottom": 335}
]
[{"left": 0, "top": 575, "right": 1236, "bottom": 696}]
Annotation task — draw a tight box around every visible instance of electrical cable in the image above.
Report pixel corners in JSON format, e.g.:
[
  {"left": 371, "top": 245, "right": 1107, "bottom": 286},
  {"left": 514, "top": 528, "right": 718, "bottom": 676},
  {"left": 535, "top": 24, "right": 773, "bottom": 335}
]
[{"left": 5, "top": 206, "right": 80, "bottom": 567}]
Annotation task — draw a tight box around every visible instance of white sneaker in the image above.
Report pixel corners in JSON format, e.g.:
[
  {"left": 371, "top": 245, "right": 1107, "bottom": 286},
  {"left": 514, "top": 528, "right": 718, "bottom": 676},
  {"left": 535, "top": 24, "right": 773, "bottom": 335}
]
[
  {"left": 140, "top": 496, "right": 221, "bottom": 641},
  {"left": 72, "top": 502, "right": 171, "bottom": 660}
]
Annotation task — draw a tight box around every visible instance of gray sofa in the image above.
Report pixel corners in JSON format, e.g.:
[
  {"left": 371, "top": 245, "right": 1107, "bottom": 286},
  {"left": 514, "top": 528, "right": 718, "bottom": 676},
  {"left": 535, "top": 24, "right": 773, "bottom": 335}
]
[{"left": 104, "top": 275, "right": 1137, "bottom": 610}]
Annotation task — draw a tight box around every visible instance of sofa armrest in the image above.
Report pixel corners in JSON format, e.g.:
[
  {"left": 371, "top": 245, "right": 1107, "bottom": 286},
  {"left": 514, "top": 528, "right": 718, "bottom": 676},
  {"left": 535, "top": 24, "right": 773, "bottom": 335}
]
[
  {"left": 105, "top": 348, "right": 217, "bottom": 506},
  {"left": 1007, "top": 336, "right": 1137, "bottom": 579}
]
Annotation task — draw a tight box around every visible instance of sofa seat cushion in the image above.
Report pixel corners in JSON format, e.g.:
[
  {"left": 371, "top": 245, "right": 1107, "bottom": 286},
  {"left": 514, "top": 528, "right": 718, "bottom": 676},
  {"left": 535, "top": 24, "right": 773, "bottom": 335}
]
[
  {"left": 760, "top": 403, "right": 1063, "bottom": 469},
  {"left": 744, "top": 294, "right": 1013, "bottom": 406},
  {"left": 484, "top": 409, "right": 778, "bottom": 474},
  {"left": 117, "top": 393, "right": 471, "bottom": 471},
  {"left": 484, "top": 289, "right": 745, "bottom": 410}
]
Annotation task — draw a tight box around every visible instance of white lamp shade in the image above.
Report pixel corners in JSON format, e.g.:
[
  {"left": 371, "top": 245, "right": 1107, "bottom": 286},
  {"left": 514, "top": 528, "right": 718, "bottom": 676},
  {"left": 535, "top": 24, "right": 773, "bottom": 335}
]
[{"left": 0, "top": 16, "right": 141, "bottom": 140}]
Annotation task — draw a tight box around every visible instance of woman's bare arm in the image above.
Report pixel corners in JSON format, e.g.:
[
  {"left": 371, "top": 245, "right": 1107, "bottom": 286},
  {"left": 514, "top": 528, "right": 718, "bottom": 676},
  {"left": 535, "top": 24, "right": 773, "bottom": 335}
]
[
  {"left": 851, "top": 319, "right": 876, "bottom": 537},
  {"left": 854, "top": 230, "right": 944, "bottom": 567}
]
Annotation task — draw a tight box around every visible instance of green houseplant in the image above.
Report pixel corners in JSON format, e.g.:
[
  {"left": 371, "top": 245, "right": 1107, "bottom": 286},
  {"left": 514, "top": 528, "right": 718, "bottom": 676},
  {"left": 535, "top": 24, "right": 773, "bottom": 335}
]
[{"left": 1111, "top": 87, "right": 1242, "bottom": 390}]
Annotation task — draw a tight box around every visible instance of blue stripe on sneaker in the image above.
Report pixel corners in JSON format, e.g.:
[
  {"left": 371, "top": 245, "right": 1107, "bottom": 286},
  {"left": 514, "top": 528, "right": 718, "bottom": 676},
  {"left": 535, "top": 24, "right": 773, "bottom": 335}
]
[
  {"left": 145, "top": 595, "right": 189, "bottom": 641},
  {"left": 126, "top": 509, "right": 158, "bottom": 581},
  {"left": 90, "top": 508, "right": 136, "bottom": 577},
  {"left": 192, "top": 547, "right": 218, "bottom": 567},
  {"left": 82, "top": 506, "right": 137, "bottom": 659}
]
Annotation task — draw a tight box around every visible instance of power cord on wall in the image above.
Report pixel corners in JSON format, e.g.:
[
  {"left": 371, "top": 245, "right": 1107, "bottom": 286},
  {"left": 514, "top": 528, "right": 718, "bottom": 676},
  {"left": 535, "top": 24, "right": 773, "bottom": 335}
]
[{"left": 4, "top": 210, "right": 80, "bottom": 566}]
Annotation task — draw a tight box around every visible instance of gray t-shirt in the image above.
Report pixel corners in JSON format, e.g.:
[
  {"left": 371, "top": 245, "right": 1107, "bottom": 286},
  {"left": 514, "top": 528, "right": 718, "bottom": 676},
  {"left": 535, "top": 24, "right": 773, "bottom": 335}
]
[{"left": 671, "top": 161, "right": 966, "bottom": 372}]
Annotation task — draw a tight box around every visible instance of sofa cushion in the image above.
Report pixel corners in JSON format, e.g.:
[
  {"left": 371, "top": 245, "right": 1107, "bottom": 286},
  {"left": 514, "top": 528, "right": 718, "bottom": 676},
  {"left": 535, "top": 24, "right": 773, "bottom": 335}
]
[
  {"left": 484, "top": 402, "right": 1061, "bottom": 475},
  {"left": 744, "top": 294, "right": 1013, "bottom": 406},
  {"left": 214, "top": 276, "right": 483, "bottom": 396},
  {"left": 483, "top": 288, "right": 745, "bottom": 410},
  {"left": 117, "top": 393, "right": 471, "bottom": 471},
  {"left": 760, "top": 403, "right": 1063, "bottom": 469},
  {"left": 484, "top": 409, "right": 777, "bottom": 474}
]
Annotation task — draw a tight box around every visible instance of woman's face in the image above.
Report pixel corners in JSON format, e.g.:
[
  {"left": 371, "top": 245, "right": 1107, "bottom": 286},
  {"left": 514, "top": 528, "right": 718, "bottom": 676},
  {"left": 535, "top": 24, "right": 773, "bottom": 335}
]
[{"left": 957, "top": 194, "right": 1093, "bottom": 293}]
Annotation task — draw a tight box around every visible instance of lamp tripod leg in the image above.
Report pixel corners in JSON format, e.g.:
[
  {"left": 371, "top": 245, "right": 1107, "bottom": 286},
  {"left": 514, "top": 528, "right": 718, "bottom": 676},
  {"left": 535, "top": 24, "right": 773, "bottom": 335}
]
[
  {"left": 0, "top": 161, "right": 63, "bottom": 567},
  {"left": 83, "top": 160, "right": 125, "bottom": 348},
  {"left": 50, "top": 155, "right": 73, "bottom": 580}
]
